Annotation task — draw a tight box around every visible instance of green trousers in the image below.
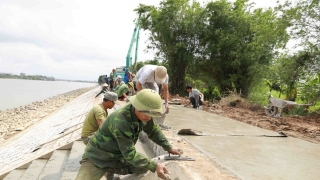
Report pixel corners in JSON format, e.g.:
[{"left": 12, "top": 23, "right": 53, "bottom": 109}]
[{"left": 75, "top": 159, "right": 149, "bottom": 180}]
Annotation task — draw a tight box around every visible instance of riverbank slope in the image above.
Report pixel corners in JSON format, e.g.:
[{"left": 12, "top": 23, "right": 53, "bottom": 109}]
[{"left": 0, "top": 86, "right": 97, "bottom": 143}]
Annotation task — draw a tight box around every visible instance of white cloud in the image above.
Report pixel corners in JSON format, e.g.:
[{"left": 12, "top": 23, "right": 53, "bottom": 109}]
[
  {"left": 0, "top": 0, "right": 282, "bottom": 81},
  {"left": 0, "top": 0, "right": 158, "bottom": 81}
]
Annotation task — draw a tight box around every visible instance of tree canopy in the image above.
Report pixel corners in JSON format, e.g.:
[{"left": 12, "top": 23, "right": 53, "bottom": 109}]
[{"left": 132, "top": 0, "right": 319, "bottom": 106}]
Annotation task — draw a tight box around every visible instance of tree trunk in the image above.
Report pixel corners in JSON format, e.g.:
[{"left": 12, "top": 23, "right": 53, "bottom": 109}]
[{"left": 168, "top": 52, "right": 188, "bottom": 95}]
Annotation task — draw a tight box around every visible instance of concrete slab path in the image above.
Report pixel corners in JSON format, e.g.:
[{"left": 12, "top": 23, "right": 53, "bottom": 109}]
[{"left": 165, "top": 105, "right": 320, "bottom": 180}]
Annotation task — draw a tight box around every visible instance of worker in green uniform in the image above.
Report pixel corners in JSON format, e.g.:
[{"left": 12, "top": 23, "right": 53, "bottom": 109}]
[
  {"left": 109, "top": 69, "right": 116, "bottom": 91},
  {"left": 114, "top": 81, "right": 129, "bottom": 101},
  {"left": 75, "top": 89, "right": 181, "bottom": 180},
  {"left": 94, "top": 83, "right": 109, "bottom": 98},
  {"left": 81, "top": 92, "right": 118, "bottom": 145}
]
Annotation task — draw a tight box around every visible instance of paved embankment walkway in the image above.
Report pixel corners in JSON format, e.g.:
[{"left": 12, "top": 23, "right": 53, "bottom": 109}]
[{"left": 165, "top": 105, "right": 320, "bottom": 180}]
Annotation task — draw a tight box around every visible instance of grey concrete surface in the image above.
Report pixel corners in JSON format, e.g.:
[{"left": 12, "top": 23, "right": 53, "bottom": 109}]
[
  {"left": 3, "top": 169, "right": 25, "bottom": 180},
  {"left": 38, "top": 150, "right": 69, "bottom": 180},
  {"left": 19, "top": 159, "right": 47, "bottom": 180},
  {"left": 165, "top": 105, "right": 320, "bottom": 180},
  {"left": 121, "top": 162, "right": 192, "bottom": 180}
]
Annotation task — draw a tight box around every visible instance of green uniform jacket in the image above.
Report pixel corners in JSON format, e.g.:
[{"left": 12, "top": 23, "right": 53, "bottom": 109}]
[
  {"left": 110, "top": 72, "right": 116, "bottom": 81},
  {"left": 114, "top": 82, "right": 129, "bottom": 97},
  {"left": 83, "top": 103, "right": 172, "bottom": 172}
]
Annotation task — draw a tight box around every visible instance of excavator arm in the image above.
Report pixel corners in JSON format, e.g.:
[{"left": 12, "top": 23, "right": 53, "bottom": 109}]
[{"left": 126, "top": 14, "right": 141, "bottom": 71}]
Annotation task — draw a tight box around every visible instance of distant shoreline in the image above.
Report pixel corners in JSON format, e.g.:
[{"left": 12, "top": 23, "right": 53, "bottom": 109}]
[{"left": 0, "top": 77, "right": 96, "bottom": 83}]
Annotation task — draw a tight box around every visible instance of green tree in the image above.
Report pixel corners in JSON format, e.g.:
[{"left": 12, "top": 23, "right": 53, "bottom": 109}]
[
  {"left": 298, "top": 73, "right": 320, "bottom": 104},
  {"left": 133, "top": 59, "right": 161, "bottom": 73},
  {"left": 198, "top": 0, "right": 289, "bottom": 96},
  {"left": 271, "top": 51, "right": 316, "bottom": 101},
  {"left": 136, "top": 0, "right": 203, "bottom": 94},
  {"left": 282, "top": 0, "right": 320, "bottom": 82},
  {"left": 282, "top": 0, "right": 320, "bottom": 49},
  {"left": 98, "top": 75, "right": 105, "bottom": 85},
  {"left": 269, "top": 0, "right": 320, "bottom": 104}
]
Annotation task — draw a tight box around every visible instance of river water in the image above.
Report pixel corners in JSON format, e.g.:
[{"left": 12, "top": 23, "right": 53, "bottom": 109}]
[{"left": 0, "top": 79, "right": 96, "bottom": 110}]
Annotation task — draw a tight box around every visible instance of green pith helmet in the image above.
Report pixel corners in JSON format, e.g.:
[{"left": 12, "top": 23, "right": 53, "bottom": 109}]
[{"left": 130, "top": 89, "right": 162, "bottom": 114}]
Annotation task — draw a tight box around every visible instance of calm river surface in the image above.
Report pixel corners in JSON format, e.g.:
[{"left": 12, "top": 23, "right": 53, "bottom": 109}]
[{"left": 0, "top": 79, "right": 96, "bottom": 110}]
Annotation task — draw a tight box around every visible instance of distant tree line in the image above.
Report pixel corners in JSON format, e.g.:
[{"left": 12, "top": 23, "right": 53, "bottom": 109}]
[{"left": 0, "top": 74, "right": 55, "bottom": 81}]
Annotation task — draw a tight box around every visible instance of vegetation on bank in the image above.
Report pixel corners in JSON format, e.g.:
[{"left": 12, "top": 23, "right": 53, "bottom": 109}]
[
  {"left": 0, "top": 73, "right": 55, "bottom": 81},
  {"left": 99, "top": 0, "right": 320, "bottom": 114},
  {"left": 0, "top": 73, "right": 95, "bottom": 83}
]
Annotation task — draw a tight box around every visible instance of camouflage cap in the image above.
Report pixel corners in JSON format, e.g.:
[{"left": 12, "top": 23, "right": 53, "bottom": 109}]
[
  {"left": 104, "top": 92, "right": 118, "bottom": 102},
  {"left": 130, "top": 89, "right": 163, "bottom": 115}
]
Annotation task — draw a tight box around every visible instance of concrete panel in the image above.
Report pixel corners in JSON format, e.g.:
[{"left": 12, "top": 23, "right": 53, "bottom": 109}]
[
  {"left": 165, "top": 105, "right": 320, "bottom": 180},
  {"left": 19, "top": 159, "right": 47, "bottom": 180},
  {"left": 16, "top": 162, "right": 32, "bottom": 169},
  {"left": 60, "top": 141, "right": 86, "bottom": 180},
  {"left": 38, "top": 150, "right": 69, "bottom": 180},
  {"left": 3, "top": 169, "right": 25, "bottom": 180},
  {"left": 58, "top": 143, "right": 73, "bottom": 150},
  {"left": 61, "top": 172, "right": 78, "bottom": 180},
  {"left": 39, "top": 152, "right": 53, "bottom": 159}
]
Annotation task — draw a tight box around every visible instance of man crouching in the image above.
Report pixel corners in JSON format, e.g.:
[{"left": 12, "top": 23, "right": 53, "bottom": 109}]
[{"left": 76, "top": 89, "right": 181, "bottom": 180}]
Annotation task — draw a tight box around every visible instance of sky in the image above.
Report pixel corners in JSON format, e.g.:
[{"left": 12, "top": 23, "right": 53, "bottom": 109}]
[{"left": 0, "top": 0, "right": 282, "bottom": 81}]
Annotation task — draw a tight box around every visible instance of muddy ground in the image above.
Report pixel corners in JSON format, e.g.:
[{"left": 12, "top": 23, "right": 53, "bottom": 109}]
[{"left": 170, "top": 94, "right": 320, "bottom": 145}]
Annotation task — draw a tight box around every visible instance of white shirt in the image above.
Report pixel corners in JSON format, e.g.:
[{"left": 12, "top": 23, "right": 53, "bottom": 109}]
[
  {"left": 189, "top": 89, "right": 201, "bottom": 98},
  {"left": 136, "top": 65, "right": 169, "bottom": 84}
]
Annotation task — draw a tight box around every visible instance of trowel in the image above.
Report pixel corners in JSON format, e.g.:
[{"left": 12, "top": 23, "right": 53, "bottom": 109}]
[{"left": 154, "top": 153, "right": 196, "bottom": 162}]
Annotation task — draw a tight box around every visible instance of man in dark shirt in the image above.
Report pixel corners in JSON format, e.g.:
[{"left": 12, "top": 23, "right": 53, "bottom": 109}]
[{"left": 104, "top": 74, "right": 109, "bottom": 85}]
